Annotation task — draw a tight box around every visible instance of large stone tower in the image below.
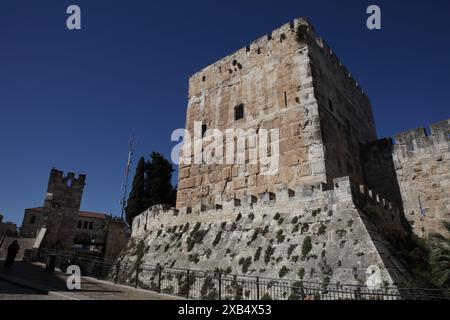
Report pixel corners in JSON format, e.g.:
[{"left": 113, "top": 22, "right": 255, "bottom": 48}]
[
  {"left": 41, "top": 168, "right": 86, "bottom": 249},
  {"left": 176, "top": 18, "right": 377, "bottom": 211},
  {"left": 124, "top": 19, "right": 423, "bottom": 293}
]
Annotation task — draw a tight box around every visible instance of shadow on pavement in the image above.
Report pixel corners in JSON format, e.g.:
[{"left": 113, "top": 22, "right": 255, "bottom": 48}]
[{"left": 0, "top": 261, "right": 123, "bottom": 296}]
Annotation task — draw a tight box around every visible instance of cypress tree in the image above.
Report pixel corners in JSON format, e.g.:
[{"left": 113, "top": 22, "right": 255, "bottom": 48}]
[
  {"left": 125, "top": 157, "right": 147, "bottom": 226},
  {"left": 145, "top": 152, "right": 176, "bottom": 207}
]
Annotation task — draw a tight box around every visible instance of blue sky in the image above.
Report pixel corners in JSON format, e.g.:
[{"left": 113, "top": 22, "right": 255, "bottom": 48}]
[{"left": 1, "top": 0, "right": 449, "bottom": 225}]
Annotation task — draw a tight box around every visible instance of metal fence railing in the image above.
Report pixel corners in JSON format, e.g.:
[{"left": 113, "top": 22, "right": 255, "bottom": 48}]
[{"left": 36, "top": 249, "right": 450, "bottom": 301}]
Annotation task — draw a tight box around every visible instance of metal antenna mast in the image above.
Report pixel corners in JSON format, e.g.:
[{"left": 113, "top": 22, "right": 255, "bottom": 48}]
[{"left": 120, "top": 137, "right": 135, "bottom": 220}]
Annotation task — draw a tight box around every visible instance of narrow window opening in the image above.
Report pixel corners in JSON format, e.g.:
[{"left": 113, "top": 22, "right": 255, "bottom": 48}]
[
  {"left": 328, "top": 99, "right": 334, "bottom": 112},
  {"left": 284, "top": 92, "right": 288, "bottom": 107},
  {"left": 89, "top": 222, "right": 93, "bottom": 230},
  {"left": 30, "top": 215, "right": 36, "bottom": 224},
  {"left": 268, "top": 133, "right": 272, "bottom": 157},
  {"left": 235, "top": 104, "right": 244, "bottom": 121},
  {"left": 202, "top": 124, "right": 207, "bottom": 138}
]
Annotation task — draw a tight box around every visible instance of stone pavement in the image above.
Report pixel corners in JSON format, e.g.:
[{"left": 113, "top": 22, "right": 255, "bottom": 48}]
[
  {"left": 0, "top": 261, "right": 183, "bottom": 300},
  {"left": 0, "top": 278, "right": 55, "bottom": 300}
]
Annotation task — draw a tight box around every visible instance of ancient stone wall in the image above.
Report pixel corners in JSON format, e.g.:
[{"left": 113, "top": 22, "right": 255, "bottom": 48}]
[
  {"left": 362, "top": 138, "right": 404, "bottom": 208},
  {"left": 20, "top": 208, "right": 45, "bottom": 238},
  {"left": 177, "top": 18, "right": 380, "bottom": 212},
  {"left": 0, "top": 237, "right": 35, "bottom": 261},
  {"left": 177, "top": 18, "right": 326, "bottom": 210},
  {"left": 305, "top": 34, "right": 377, "bottom": 188},
  {"left": 360, "top": 120, "right": 450, "bottom": 238},
  {"left": 0, "top": 216, "right": 17, "bottom": 237},
  {"left": 125, "top": 177, "right": 412, "bottom": 289},
  {"left": 104, "top": 220, "right": 130, "bottom": 260},
  {"left": 392, "top": 120, "right": 450, "bottom": 237}
]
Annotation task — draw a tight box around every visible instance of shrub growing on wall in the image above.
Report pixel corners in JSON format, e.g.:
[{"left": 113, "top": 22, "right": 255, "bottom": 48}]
[{"left": 301, "top": 236, "right": 312, "bottom": 260}]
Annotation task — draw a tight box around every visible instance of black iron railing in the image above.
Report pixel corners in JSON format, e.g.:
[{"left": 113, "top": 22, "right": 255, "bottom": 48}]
[{"left": 37, "top": 249, "right": 450, "bottom": 300}]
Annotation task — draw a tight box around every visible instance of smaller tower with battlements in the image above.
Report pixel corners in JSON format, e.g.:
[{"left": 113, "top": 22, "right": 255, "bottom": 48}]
[{"left": 41, "top": 168, "right": 86, "bottom": 249}]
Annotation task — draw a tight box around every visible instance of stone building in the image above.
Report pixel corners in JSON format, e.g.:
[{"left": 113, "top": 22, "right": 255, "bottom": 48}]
[
  {"left": 177, "top": 19, "right": 375, "bottom": 210},
  {"left": 121, "top": 18, "right": 449, "bottom": 292},
  {"left": 176, "top": 17, "right": 449, "bottom": 239},
  {"left": 22, "top": 208, "right": 108, "bottom": 254},
  {"left": 39, "top": 167, "right": 86, "bottom": 249},
  {"left": 19, "top": 168, "right": 130, "bottom": 259},
  {"left": 0, "top": 214, "right": 17, "bottom": 238}
]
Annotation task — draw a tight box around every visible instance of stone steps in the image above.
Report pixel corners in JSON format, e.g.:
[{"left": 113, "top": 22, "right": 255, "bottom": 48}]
[{"left": 0, "top": 237, "right": 35, "bottom": 261}]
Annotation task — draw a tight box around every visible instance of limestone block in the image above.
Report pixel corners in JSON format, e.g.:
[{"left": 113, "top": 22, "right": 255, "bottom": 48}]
[{"left": 233, "top": 177, "right": 247, "bottom": 190}]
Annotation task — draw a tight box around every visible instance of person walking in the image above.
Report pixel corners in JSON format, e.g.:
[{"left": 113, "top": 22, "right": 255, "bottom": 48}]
[{"left": 4, "top": 240, "right": 20, "bottom": 268}]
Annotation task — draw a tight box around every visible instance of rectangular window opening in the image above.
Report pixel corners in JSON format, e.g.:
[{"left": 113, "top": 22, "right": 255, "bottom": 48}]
[
  {"left": 328, "top": 99, "right": 334, "bottom": 112},
  {"left": 235, "top": 104, "right": 244, "bottom": 121},
  {"left": 202, "top": 124, "right": 207, "bottom": 138}
]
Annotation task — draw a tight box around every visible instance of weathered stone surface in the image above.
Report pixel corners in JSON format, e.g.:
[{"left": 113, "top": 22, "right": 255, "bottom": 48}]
[
  {"left": 362, "top": 121, "right": 450, "bottom": 238},
  {"left": 393, "top": 121, "right": 450, "bottom": 237},
  {"left": 122, "top": 17, "right": 449, "bottom": 295},
  {"left": 126, "top": 177, "right": 411, "bottom": 288},
  {"left": 20, "top": 169, "right": 130, "bottom": 258},
  {"left": 177, "top": 18, "right": 327, "bottom": 209},
  {"left": 41, "top": 168, "right": 85, "bottom": 250}
]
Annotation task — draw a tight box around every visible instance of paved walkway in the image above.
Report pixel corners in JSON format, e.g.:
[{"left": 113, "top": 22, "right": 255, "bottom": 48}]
[
  {"left": 0, "top": 261, "right": 183, "bottom": 300},
  {"left": 0, "top": 278, "right": 56, "bottom": 300}
]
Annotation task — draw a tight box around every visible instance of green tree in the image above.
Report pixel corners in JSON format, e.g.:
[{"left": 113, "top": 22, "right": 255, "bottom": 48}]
[
  {"left": 430, "top": 222, "right": 450, "bottom": 289},
  {"left": 144, "top": 152, "right": 176, "bottom": 207},
  {"left": 125, "top": 157, "right": 147, "bottom": 226}
]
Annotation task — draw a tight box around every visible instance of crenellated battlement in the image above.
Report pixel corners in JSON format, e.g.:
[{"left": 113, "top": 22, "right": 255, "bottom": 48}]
[
  {"left": 311, "top": 36, "right": 369, "bottom": 104},
  {"left": 121, "top": 17, "right": 448, "bottom": 291},
  {"left": 132, "top": 176, "right": 398, "bottom": 237},
  {"left": 49, "top": 167, "right": 86, "bottom": 187},
  {"left": 188, "top": 17, "right": 368, "bottom": 101},
  {"left": 127, "top": 170, "right": 411, "bottom": 289},
  {"left": 362, "top": 119, "right": 450, "bottom": 159},
  {"left": 188, "top": 18, "right": 310, "bottom": 99},
  {"left": 355, "top": 184, "right": 396, "bottom": 213},
  {"left": 394, "top": 119, "right": 450, "bottom": 158}
]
